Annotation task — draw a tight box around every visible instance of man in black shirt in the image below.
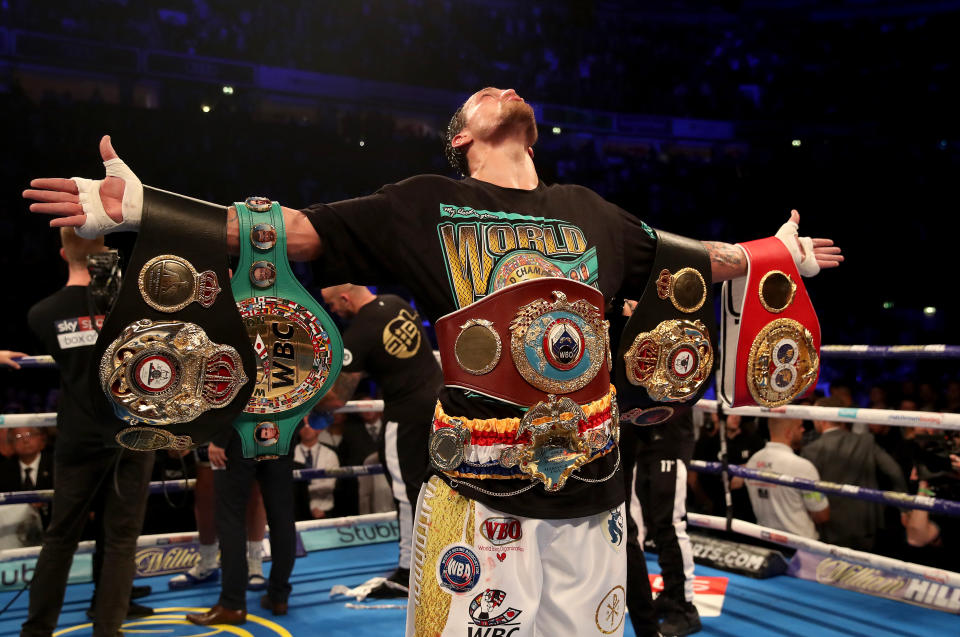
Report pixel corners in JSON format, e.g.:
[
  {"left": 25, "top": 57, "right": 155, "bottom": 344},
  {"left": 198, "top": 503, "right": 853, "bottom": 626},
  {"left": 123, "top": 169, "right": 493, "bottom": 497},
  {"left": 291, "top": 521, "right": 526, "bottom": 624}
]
[
  {"left": 690, "top": 413, "right": 765, "bottom": 522},
  {"left": 632, "top": 412, "right": 701, "bottom": 635},
  {"left": 20, "top": 228, "right": 155, "bottom": 637},
  {"left": 24, "top": 88, "right": 842, "bottom": 637},
  {"left": 319, "top": 284, "right": 444, "bottom": 597}
]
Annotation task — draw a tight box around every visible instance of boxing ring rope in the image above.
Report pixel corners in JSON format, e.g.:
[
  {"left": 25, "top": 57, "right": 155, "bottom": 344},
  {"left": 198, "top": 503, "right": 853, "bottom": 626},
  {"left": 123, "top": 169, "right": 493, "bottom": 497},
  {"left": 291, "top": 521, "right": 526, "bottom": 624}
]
[
  {"left": 693, "top": 399, "right": 960, "bottom": 432},
  {"left": 10, "top": 344, "right": 960, "bottom": 369},
  {"left": 687, "top": 513, "right": 960, "bottom": 588},
  {"left": 0, "top": 399, "right": 389, "bottom": 429},
  {"left": 689, "top": 460, "right": 960, "bottom": 516},
  {"left": 5, "top": 399, "right": 960, "bottom": 431},
  {"left": 0, "top": 463, "right": 388, "bottom": 505},
  {"left": 0, "top": 511, "right": 397, "bottom": 561},
  {"left": 820, "top": 344, "right": 960, "bottom": 359}
]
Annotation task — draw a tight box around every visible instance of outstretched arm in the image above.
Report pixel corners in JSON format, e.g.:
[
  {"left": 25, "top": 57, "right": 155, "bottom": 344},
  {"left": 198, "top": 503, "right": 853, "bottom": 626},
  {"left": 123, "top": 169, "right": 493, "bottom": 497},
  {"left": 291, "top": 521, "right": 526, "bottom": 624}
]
[
  {"left": 702, "top": 210, "right": 843, "bottom": 282},
  {"left": 23, "top": 135, "right": 324, "bottom": 261}
]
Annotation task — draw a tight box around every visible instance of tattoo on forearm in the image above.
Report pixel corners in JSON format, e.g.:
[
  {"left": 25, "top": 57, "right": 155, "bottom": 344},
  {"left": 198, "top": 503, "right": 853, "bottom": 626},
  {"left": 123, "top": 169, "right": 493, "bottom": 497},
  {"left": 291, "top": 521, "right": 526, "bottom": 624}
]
[
  {"left": 702, "top": 241, "right": 747, "bottom": 281},
  {"left": 703, "top": 241, "right": 743, "bottom": 268}
]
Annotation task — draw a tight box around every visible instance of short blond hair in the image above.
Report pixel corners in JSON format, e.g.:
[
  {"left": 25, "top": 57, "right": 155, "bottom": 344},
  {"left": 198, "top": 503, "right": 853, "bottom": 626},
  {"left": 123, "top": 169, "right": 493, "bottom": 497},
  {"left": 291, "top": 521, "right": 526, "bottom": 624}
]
[{"left": 60, "top": 227, "right": 106, "bottom": 265}]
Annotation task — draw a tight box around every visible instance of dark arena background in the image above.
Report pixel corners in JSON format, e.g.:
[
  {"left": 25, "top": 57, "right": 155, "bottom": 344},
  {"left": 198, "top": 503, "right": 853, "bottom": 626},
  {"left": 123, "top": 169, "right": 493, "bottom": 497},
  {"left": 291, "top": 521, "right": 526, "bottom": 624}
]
[{"left": 2, "top": 1, "right": 960, "bottom": 636}]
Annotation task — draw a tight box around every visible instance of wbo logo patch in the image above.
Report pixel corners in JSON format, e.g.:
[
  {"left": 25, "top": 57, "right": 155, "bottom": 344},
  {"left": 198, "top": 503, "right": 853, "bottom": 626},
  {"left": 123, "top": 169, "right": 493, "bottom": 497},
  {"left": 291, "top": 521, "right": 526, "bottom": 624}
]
[
  {"left": 436, "top": 543, "right": 481, "bottom": 593},
  {"left": 468, "top": 589, "right": 523, "bottom": 626},
  {"left": 480, "top": 517, "right": 523, "bottom": 546},
  {"left": 602, "top": 508, "right": 624, "bottom": 551}
]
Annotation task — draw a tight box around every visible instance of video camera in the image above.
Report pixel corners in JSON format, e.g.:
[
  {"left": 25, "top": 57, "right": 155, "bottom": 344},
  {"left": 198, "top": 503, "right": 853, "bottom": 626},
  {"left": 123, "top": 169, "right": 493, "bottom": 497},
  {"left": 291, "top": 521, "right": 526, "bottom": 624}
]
[{"left": 86, "top": 249, "right": 122, "bottom": 316}]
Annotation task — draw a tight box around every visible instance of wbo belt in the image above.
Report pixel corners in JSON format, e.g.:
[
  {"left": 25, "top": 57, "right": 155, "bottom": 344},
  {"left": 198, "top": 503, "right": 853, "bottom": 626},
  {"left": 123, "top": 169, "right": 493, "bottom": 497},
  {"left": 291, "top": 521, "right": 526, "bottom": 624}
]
[
  {"left": 429, "top": 386, "right": 619, "bottom": 492},
  {"left": 433, "top": 278, "right": 615, "bottom": 491},
  {"left": 719, "top": 236, "right": 820, "bottom": 407},
  {"left": 434, "top": 278, "right": 611, "bottom": 407},
  {"left": 615, "top": 230, "right": 717, "bottom": 427}
]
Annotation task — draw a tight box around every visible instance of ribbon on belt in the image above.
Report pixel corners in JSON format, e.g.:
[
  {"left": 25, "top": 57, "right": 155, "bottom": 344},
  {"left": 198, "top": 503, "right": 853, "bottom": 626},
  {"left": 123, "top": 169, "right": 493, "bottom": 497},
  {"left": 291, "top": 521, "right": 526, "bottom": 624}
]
[
  {"left": 95, "top": 187, "right": 256, "bottom": 451},
  {"left": 615, "top": 230, "right": 717, "bottom": 427},
  {"left": 429, "top": 387, "right": 619, "bottom": 492},
  {"left": 719, "top": 236, "right": 820, "bottom": 407},
  {"left": 433, "top": 278, "right": 615, "bottom": 491}
]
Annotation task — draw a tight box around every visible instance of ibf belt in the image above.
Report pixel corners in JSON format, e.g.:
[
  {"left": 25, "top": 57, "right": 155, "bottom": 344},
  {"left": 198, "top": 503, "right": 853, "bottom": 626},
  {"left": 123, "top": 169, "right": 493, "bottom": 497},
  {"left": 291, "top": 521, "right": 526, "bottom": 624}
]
[
  {"left": 231, "top": 197, "right": 343, "bottom": 459},
  {"left": 615, "top": 231, "right": 716, "bottom": 425},
  {"left": 96, "top": 187, "right": 256, "bottom": 450},
  {"left": 434, "top": 278, "right": 611, "bottom": 407},
  {"left": 719, "top": 236, "right": 820, "bottom": 407},
  {"left": 429, "top": 386, "right": 619, "bottom": 492}
]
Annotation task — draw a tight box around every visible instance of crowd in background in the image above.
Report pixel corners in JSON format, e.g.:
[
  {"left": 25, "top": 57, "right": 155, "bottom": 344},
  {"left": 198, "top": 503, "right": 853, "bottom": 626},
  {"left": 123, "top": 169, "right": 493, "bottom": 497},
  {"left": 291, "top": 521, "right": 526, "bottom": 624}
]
[
  {"left": 4, "top": 375, "right": 959, "bottom": 571},
  {"left": 6, "top": 0, "right": 958, "bottom": 123}
]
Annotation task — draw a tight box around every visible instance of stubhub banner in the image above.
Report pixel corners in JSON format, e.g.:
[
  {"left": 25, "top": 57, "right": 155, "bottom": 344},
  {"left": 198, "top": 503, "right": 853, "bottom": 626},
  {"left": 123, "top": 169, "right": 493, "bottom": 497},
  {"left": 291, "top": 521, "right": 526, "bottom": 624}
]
[
  {"left": 0, "top": 516, "right": 399, "bottom": 592},
  {"left": 0, "top": 534, "right": 304, "bottom": 592}
]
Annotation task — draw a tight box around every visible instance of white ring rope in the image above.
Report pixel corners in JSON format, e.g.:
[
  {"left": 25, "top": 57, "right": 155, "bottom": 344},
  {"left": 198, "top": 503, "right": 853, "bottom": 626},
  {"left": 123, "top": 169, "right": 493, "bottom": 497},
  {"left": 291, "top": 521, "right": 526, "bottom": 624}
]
[
  {"left": 0, "top": 511, "right": 397, "bottom": 561},
  {"left": 694, "top": 399, "right": 960, "bottom": 432},
  {"left": 4, "top": 399, "right": 958, "bottom": 430},
  {"left": 687, "top": 513, "right": 960, "bottom": 588},
  {"left": 0, "top": 399, "right": 389, "bottom": 429}
]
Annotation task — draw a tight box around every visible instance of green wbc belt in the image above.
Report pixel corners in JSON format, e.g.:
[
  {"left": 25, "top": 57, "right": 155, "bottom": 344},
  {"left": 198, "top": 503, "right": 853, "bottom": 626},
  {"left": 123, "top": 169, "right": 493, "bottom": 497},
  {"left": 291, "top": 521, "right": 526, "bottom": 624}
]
[{"left": 231, "top": 197, "right": 343, "bottom": 459}]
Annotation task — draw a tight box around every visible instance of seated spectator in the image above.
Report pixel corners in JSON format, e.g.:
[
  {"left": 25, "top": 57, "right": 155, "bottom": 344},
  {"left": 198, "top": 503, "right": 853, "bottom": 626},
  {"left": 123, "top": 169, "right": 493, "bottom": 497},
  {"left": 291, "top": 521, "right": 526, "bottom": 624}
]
[
  {"left": 745, "top": 417, "right": 829, "bottom": 539},
  {"left": 0, "top": 427, "right": 54, "bottom": 530},
  {"left": 293, "top": 417, "right": 339, "bottom": 520},
  {"left": 801, "top": 397, "right": 907, "bottom": 551},
  {"left": 345, "top": 402, "right": 393, "bottom": 515},
  {"left": 900, "top": 453, "right": 960, "bottom": 572}
]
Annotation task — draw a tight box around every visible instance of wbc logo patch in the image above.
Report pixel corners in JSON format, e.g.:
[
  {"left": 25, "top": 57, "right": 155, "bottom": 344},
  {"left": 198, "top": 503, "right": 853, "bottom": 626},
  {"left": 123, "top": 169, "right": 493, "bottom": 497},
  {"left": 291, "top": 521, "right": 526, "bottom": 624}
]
[{"left": 468, "top": 589, "right": 523, "bottom": 627}]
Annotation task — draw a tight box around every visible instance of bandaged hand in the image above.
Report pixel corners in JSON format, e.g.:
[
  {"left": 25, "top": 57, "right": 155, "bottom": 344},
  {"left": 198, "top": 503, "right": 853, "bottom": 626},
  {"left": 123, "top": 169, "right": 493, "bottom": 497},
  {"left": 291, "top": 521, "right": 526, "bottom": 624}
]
[
  {"left": 23, "top": 135, "right": 143, "bottom": 238},
  {"left": 774, "top": 210, "right": 843, "bottom": 277}
]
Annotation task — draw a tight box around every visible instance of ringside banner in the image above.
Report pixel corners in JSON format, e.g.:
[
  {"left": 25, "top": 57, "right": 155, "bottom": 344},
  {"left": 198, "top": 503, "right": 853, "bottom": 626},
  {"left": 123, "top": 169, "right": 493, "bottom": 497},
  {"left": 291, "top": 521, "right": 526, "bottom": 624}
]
[{"left": 789, "top": 549, "right": 960, "bottom": 614}]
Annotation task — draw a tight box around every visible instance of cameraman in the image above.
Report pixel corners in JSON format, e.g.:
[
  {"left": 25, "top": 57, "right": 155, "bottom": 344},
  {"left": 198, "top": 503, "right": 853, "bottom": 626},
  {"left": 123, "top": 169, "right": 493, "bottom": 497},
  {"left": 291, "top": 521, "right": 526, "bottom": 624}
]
[
  {"left": 21, "top": 228, "right": 154, "bottom": 637},
  {"left": 901, "top": 431, "right": 960, "bottom": 572}
]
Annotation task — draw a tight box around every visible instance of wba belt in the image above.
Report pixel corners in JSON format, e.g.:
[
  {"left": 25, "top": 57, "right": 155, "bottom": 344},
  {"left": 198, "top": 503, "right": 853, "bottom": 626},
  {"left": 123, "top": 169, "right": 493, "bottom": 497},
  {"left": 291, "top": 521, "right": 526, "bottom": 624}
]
[
  {"left": 719, "top": 236, "right": 820, "bottom": 407},
  {"left": 230, "top": 197, "right": 343, "bottom": 459},
  {"left": 433, "top": 278, "right": 615, "bottom": 491},
  {"left": 97, "top": 187, "right": 256, "bottom": 452},
  {"left": 615, "top": 231, "right": 716, "bottom": 426}
]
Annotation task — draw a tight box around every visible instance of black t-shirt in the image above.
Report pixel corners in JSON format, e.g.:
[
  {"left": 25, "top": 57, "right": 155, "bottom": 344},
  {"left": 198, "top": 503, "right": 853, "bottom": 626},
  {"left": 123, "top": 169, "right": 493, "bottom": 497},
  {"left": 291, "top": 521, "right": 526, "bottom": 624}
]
[
  {"left": 342, "top": 294, "right": 443, "bottom": 421},
  {"left": 693, "top": 427, "right": 766, "bottom": 521},
  {"left": 304, "top": 175, "right": 657, "bottom": 518},
  {"left": 26, "top": 286, "right": 120, "bottom": 460}
]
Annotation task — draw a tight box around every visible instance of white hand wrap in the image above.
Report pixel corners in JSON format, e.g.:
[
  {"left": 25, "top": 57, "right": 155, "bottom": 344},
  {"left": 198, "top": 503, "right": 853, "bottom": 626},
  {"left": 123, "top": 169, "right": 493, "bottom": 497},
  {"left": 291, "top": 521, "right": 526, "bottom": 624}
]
[
  {"left": 70, "top": 157, "right": 143, "bottom": 238},
  {"left": 775, "top": 219, "right": 819, "bottom": 277}
]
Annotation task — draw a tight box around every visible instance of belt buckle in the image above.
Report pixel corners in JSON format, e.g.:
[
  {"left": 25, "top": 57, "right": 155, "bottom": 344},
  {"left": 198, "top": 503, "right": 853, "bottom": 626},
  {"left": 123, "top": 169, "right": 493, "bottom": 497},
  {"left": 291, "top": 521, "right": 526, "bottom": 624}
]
[
  {"left": 100, "top": 319, "right": 248, "bottom": 426},
  {"left": 499, "top": 394, "right": 605, "bottom": 491},
  {"left": 623, "top": 319, "right": 712, "bottom": 402}
]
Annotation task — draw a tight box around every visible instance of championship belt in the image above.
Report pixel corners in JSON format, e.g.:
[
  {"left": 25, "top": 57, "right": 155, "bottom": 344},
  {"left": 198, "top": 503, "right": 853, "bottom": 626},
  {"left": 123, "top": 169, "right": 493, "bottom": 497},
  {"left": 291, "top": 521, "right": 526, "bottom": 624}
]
[
  {"left": 435, "top": 278, "right": 610, "bottom": 407},
  {"left": 433, "top": 278, "right": 616, "bottom": 491},
  {"left": 615, "top": 231, "right": 716, "bottom": 427},
  {"left": 231, "top": 197, "right": 343, "bottom": 459},
  {"left": 719, "top": 237, "right": 820, "bottom": 408},
  {"left": 96, "top": 187, "right": 256, "bottom": 451}
]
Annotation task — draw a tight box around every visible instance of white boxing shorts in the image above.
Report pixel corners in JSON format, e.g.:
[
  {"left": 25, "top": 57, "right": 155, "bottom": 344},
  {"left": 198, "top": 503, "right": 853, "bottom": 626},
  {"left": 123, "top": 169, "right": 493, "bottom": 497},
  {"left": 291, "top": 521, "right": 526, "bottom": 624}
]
[{"left": 406, "top": 475, "right": 628, "bottom": 637}]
